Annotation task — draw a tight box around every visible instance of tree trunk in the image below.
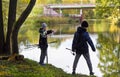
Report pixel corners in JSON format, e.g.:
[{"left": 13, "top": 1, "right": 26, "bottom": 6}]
[
  {"left": 0, "top": 0, "right": 5, "bottom": 54},
  {"left": 5, "top": 0, "right": 17, "bottom": 55},
  {"left": 12, "top": 0, "right": 36, "bottom": 54}
]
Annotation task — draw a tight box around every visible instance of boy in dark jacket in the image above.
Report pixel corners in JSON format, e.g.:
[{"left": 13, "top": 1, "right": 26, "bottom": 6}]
[
  {"left": 72, "top": 21, "right": 96, "bottom": 75},
  {"left": 38, "top": 22, "right": 54, "bottom": 65}
]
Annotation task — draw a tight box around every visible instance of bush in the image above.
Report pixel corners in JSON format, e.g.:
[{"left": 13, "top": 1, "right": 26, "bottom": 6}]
[{"left": 115, "top": 18, "right": 120, "bottom": 28}]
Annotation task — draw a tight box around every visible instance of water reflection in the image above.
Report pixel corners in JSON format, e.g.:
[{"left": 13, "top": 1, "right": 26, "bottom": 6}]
[{"left": 96, "top": 32, "right": 120, "bottom": 77}]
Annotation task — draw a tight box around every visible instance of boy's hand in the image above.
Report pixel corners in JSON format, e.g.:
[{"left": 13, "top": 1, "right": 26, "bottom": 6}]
[
  {"left": 93, "top": 49, "right": 96, "bottom": 52},
  {"left": 72, "top": 49, "right": 76, "bottom": 52},
  {"left": 52, "top": 29, "right": 56, "bottom": 34}
]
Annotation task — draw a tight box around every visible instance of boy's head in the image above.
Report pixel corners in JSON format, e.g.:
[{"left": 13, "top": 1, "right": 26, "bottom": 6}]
[
  {"left": 81, "top": 21, "right": 88, "bottom": 28},
  {"left": 41, "top": 23, "right": 47, "bottom": 30}
]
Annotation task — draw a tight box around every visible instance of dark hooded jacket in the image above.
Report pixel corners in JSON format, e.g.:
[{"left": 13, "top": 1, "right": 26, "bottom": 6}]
[
  {"left": 72, "top": 27, "right": 95, "bottom": 54},
  {"left": 39, "top": 28, "right": 53, "bottom": 50}
]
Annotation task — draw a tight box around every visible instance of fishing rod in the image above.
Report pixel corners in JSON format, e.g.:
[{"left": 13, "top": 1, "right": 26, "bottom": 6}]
[
  {"left": 26, "top": 40, "right": 57, "bottom": 48},
  {"left": 66, "top": 48, "right": 75, "bottom": 55},
  {"left": 49, "top": 40, "right": 57, "bottom": 44}
]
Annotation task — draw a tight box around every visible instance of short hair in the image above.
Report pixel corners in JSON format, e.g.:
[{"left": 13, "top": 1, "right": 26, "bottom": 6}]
[{"left": 81, "top": 21, "right": 88, "bottom": 27}]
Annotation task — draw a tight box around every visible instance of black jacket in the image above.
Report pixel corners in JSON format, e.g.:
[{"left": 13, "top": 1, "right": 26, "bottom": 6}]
[
  {"left": 39, "top": 28, "right": 53, "bottom": 49},
  {"left": 72, "top": 27, "right": 95, "bottom": 54}
]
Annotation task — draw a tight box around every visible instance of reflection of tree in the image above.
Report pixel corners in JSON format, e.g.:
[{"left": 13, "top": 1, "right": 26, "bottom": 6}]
[
  {"left": 48, "top": 38, "right": 61, "bottom": 49},
  {"left": 97, "top": 32, "right": 120, "bottom": 77},
  {"left": 46, "top": 36, "right": 72, "bottom": 49},
  {"left": 19, "top": 30, "right": 72, "bottom": 49}
]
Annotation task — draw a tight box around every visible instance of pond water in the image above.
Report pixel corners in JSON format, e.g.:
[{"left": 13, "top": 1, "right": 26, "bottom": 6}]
[{"left": 19, "top": 19, "right": 120, "bottom": 77}]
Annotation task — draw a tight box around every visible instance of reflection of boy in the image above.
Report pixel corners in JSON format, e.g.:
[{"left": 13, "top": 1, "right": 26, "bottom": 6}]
[
  {"left": 38, "top": 23, "right": 53, "bottom": 65},
  {"left": 72, "top": 21, "right": 96, "bottom": 75}
]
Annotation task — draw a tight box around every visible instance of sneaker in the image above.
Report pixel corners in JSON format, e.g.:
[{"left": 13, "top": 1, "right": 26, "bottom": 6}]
[
  {"left": 39, "top": 62, "right": 45, "bottom": 66},
  {"left": 72, "top": 71, "right": 76, "bottom": 75},
  {"left": 90, "top": 72, "right": 94, "bottom": 75}
]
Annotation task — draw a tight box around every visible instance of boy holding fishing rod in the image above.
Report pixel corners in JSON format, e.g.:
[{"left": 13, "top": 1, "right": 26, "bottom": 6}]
[
  {"left": 38, "top": 22, "right": 55, "bottom": 65},
  {"left": 72, "top": 21, "right": 96, "bottom": 75}
]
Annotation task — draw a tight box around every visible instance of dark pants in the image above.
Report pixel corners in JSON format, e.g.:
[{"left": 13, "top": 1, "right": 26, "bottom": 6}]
[
  {"left": 73, "top": 52, "right": 93, "bottom": 73},
  {"left": 39, "top": 48, "right": 47, "bottom": 64}
]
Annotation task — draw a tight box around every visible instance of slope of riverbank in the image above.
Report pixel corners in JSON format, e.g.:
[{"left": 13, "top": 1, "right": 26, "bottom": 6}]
[{"left": 0, "top": 58, "right": 94, "bottom": 77}]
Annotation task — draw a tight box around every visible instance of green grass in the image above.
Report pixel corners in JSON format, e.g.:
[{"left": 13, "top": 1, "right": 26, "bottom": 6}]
[{"left": 0, "top": 58, "right": 95, "bottom": 77}]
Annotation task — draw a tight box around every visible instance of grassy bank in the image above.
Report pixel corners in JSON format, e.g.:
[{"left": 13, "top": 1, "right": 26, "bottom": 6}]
[{"left": 0, "top": 59, "right": 93, "bottom": 77}]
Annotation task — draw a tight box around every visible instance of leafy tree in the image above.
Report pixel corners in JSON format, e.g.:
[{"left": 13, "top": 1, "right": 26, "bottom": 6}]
[
  {"left": 0, "top": 0, "right": 36, "bottom": 55},
  {"left": 56, "top": 0, "right": 62, "bottom": 4},
  {"left": 97, "top": 32, "right": 120, "bottom": 76},
  {"left": 96, "top": 0, "right": 120, "bottom": 19}
]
